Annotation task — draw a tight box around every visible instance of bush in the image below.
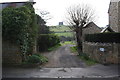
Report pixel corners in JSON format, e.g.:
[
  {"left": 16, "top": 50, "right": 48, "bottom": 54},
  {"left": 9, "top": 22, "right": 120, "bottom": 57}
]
[
  {"left": 34, "top": 54, "right": 48, "bottom": 63},
  {"left": 85, "top": 32, "right": 120, "bottom": 43},
  {"left": 37, "top": 34, "right": 60, "bottom": 52},
  {"left": 2, "top": 3, "right": 38, "bottom": 62},
  {"left": 27, "top": 55, "right": 41, "bottom": 64}
]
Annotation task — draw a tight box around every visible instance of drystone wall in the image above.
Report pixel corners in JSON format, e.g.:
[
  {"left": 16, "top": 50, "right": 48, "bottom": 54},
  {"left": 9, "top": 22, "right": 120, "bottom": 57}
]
[{"left": 83, "top": 42, "right": 120, "bottom": 64}]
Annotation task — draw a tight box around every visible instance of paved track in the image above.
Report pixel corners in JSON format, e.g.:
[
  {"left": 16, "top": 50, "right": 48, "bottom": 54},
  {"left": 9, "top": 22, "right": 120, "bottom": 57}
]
[{"left": 43, "top": 44, "right": 86, "bottom": 68}]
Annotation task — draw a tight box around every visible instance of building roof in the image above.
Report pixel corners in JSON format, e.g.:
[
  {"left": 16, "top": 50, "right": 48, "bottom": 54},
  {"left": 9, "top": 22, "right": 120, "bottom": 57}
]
[
  {"left": 110, "top": 0, "right": 120, "bottom": 2},
  {"left": 0, "top": 0, "right": 36, "bottom": 4},
  {"left": 101, "top": 25, "right": 115, "bottom": 33},
  {"left": 83, "top": 22, "right": 101, "bottom": 29}
]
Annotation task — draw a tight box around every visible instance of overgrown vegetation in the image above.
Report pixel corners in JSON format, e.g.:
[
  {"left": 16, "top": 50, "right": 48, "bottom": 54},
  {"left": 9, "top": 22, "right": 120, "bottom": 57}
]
[
  {"left": 22, "top": 54, "right": 48, "bottom": 67},
  {"left": 2, "top": 2, "right": 61, "bottom": 66},
  {"left": 33, "top": 54, "right": 48, "bottom": 63},
  {"left": 2, "top": 3, "right": 38, "bottom": 61},
  {"left": 37, "top": 34, "right": 60, "bottom": 52},
  {"left": 36, "top": 14, "right": 50, "bottom": 34},
  {"left": 85, "top": 32, "right": 120, "bottom": 43},
  {"left": 27, "top": 55, "right": 41, "bottom": 64}
]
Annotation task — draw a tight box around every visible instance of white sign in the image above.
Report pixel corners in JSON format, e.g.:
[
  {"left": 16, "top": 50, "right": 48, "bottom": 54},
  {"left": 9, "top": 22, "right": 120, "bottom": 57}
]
[{"left": 100, "top": 48, "right": 105, "bottom": 52}]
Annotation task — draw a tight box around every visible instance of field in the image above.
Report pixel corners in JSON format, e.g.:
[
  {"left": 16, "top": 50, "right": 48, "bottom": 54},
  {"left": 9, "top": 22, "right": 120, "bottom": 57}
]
[
  {"left": 49, "top": 25, "right": 75, "bottom": 37},
  {"left": 49, "top": 25, "right": 72, "bottom": 32}
]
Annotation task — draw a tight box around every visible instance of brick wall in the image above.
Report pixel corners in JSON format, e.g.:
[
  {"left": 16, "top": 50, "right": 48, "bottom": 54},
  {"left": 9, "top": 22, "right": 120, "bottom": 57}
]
[{"left": 83, "top": 42, "right": 119, "bottom": 64}]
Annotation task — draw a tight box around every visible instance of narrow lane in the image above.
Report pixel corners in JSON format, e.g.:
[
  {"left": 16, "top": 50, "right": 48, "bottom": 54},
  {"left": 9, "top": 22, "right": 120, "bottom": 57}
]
[{"left": 43, "top": 44, "right": 87, "bottom": 68}]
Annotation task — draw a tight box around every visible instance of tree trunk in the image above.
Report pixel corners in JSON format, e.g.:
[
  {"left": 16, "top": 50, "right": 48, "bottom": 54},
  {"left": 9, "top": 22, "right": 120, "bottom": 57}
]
[{"left": 75, "top": 27, "right": 83, "bottom": 54}]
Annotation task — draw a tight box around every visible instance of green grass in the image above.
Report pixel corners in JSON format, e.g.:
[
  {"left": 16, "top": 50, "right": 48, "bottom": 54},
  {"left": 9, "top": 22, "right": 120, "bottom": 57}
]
[
  {"left": 49, "top": 25, "right": 71, "bottom": 32},
  {"left": 47, "top": 44, "right": 61, "bottom": 51},
  {"left": 54, "top": 32, "right": 74, "bottom": 37},
  {"left": 60, "top": 41, "right": 76, "bottom": 46},
  {"left": 70, "top": 46, "right": 78, "bottom": 53},
  {"left": 49, "top": 25, "right": 74, "bottom": 37},
  {"left": 78, "top": 53, "right": 98, "bottom": 66},
  {"left": 70, "top": 46, "right": 98, "bottom": 66}
]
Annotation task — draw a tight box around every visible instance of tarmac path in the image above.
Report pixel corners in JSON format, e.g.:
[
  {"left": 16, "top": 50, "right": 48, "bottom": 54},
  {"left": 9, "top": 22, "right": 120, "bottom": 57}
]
[{"left": 42, "top": 44, "right": 86, "bottom": 68}]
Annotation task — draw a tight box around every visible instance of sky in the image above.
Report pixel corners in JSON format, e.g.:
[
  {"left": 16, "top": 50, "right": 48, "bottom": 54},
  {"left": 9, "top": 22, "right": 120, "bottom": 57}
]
[
  {"left": 33, "top": 0, "right": 110, "bottom": 27},
  {"left": 0, "top": 0, "right": 111, "bottom": 27}
]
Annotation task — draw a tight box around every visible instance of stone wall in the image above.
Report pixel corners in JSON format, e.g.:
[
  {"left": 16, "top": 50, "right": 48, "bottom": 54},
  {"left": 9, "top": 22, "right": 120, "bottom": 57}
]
[
  {"left": 82, "top": 22, "right": 101, "bottom": 41},
  {"left": 118, "top": 1, "right": 120, "bottom": 32},
  {"left": 109, "top": 1, "right": 120, "bottom": 32},
  {"left": 83, "top": 42, "right": 119, "bottom": 64},
  {"left": 2, "top": 41, "right": 22, "bottom": 64}
]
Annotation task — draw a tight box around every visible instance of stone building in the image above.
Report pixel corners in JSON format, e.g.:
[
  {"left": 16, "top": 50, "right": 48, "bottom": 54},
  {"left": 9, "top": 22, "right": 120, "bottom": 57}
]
[
  {"left": 82, "top": 22, "right": 102, "bottom": 40},
  {"left": 59, "top": 22, "right": 64, "bottom": 26},
  {"left": 0, "top": 0, "right": 35, "bottom": 9},
  {"left": 101, "top": 25, "right": 115, "bottom": 33},
  {"left": 108, "top": 0, "right": 120, "bottom": 32}
]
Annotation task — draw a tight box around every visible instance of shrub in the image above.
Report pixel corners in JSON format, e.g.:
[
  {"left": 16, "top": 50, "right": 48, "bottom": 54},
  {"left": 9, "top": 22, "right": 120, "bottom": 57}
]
[
  {"left": 2, "top": 3, "right": 38, "bottom": 61},
  {"left": 27, "top": 55, "right": 41, "bottom": 64},
  {"left": 85, "top": 32, "right": 120, "bottom": 43},
  {"left": 34, "top": 54, "right": 48, "bottom": 63},
  {"left": 37, "top": 34, "right": 60, "bottom": 52}
]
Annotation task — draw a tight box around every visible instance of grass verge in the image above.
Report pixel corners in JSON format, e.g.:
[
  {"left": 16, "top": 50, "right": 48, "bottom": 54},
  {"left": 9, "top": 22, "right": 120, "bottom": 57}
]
[
  {"left": 70, "top": 46, "right": 78, "bottom": 53},
  {"left": 60, "top": 41, "right": 75, "bottom": 46},
  {"left": 78, "top": 53, "right": 98, "bottom": 66},
  {"left": 70, "top": 46, "right": 97, "bottom": 66},
  {"left": 47, "top": 44, "right": 61, "bottom": 51}
]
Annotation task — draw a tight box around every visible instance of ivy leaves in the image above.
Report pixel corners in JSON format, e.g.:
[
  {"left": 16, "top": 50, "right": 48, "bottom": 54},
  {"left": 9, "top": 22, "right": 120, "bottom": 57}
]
[{"left": 2, "top": 3, "right": 38, "bottom": 61}]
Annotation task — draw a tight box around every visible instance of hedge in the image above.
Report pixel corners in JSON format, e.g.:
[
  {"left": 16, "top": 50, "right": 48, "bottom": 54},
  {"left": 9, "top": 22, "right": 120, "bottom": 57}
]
[
  {"left": 37, "top": 34, "right": 60, "bottom": 52},
  {"left": 85, "top": 33, "right": 120, "bottom": 43}
]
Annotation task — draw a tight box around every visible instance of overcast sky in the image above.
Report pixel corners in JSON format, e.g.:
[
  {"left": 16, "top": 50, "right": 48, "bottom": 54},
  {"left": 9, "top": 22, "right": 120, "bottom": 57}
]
[
  {"left": 34, "top": 0, "right": 111, "bottom": 27},
  {"left": 1, "top": 0, "right": 110, "bottom": 27}
]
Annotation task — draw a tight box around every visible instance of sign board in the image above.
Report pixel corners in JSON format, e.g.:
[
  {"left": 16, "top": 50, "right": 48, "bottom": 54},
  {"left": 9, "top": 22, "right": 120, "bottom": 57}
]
[{"left": 100, "top": 48, "right": 105, "bottom": 52}]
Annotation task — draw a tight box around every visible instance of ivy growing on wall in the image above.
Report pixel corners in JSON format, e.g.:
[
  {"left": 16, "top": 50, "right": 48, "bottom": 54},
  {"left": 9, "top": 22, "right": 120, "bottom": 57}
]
[{"left": 2, "top": 3, "right": 38, "bottom": 61}]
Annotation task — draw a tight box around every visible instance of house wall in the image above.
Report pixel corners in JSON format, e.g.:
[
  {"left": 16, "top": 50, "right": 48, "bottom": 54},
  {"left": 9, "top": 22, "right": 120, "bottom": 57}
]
[
  {"left": 1, "top": 3, "right": 25, "bottom": 9},
  {"left": 83, "top": 25, "right": 101, "bottom": 34},
  {"left": 109, "top": 1, "right": 120, "bottom": 32},
  {"left": 2, "top": 41, "right": 22, "bottom": 64},
  {"left": 82, "top": 23, "right": 101, "bottom": 40},
  {"left": 83, "top": 42, "right": 119, "bottom": 64},
  {"left": 118, "top": 1, "right": 120, "bottom": 32}
]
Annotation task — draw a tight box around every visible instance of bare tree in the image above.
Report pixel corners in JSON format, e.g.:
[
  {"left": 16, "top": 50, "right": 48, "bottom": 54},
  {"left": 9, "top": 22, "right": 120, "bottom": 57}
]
[
  {"left": 36, "top": 9, "right": 53, "bottom": 21},
  {"left": 66, "top": 4, "right": 95, "bottom": 53},
  {"left": 39, "top": 10, "right": 52, "bottom": 21}
]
